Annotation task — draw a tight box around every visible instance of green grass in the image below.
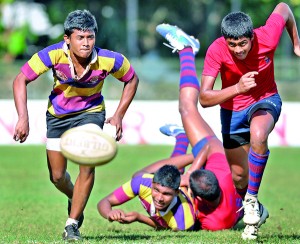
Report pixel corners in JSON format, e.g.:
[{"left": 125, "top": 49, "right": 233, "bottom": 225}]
[{"left": 0, "top": 145, "right": 300, "bottom": 243}]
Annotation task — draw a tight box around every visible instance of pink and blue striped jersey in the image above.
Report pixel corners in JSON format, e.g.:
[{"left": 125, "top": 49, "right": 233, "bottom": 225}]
[
  {"left": 21, "top": 41, "right": 135, "bottom": 118},
  {"left": 113, "top": 173, "right": 196, "bottom": 231}
]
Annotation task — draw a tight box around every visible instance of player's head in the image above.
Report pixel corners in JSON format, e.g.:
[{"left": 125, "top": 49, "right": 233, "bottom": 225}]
[
  {"left": 64, "top": 10, "right": 98, "bottom": 36},
  {"left": 152, "top": 165, "right": 180, "bottom": 211},
  {"left": 221, "top": 11, "right": 253, "bottom": 40},
  {"left": 189, "top": 169, "right": 221, "bottom": 202},
  {"left": 63, "top": 10, "right": 97, "bottom": 59},
  {"left": 221, "top": 12, "right": 254, "bottom": 60}
]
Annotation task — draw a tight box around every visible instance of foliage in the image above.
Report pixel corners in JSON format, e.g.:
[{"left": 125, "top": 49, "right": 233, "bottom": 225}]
[{"left": 1, "top": 0, "right": 300, "bottom": 58}]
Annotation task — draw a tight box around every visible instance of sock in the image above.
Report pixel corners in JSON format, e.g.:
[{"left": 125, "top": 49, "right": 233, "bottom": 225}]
[
  {"left": 192, "top": 136, "right": 216, "bottom": 158},
  {"left": 178, "top": 47, "right": 200, "bottom": 90},
  {"left": 66, "top": 218, "right": 79, "bottom": 227},
  {"left": 170, "top": 133, "right": 189, "bottom": 158},
  {"left": 236, "top": 186, "right": 248, "bottom": 200},
  {"left": 247, "top": 148, "right": 270, "bottom": 197}
]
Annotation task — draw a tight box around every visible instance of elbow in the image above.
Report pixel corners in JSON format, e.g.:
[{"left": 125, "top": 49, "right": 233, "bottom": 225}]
[
  {"left": 199, "top": 96, "right": 211, "bottom": 108},
  {"left": 200, "top": 102, "right": 210, "bottom": 108}
]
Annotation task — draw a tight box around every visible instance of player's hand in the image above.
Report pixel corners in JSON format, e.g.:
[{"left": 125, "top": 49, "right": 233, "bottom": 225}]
[
  {"left": 180, "top": 173, "right": 190, "bottom": 187},
  {"left": 107, "top": 209, "right": 126, "bottom": 222},
  {"left": 105, "top": 116, "right": 123, "bottom": 141},
  {"left": 236, "top": 71, "right": 258, "bottom": 94},
  {"left": 118, "top": 211, "right": 139, "bottom": 224},
  {"left": 294, "top": 45, "right": 300, "bottom": 57},
  {"left": 13, "top": 118, "right": 29, "bottom": 143}
]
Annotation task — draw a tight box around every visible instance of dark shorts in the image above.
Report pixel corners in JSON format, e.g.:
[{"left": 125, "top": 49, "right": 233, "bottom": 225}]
[
  {"left": 46, "top": 111, "right": 106, "bottom": 138},
  {"left": 221, "top": 93, "right": 282, "bottom": 149}
]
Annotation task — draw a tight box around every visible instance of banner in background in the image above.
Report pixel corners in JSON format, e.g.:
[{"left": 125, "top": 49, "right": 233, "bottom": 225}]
[{"left": 1, "top": 99, "right": 298, "bottom": 146}]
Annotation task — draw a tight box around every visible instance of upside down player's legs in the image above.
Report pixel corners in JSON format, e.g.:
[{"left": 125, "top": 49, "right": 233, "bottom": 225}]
[{"left": 179, "top": 88, "right": 215, "bottom": 147}]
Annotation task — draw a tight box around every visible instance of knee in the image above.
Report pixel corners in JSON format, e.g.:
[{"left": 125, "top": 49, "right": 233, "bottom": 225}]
[
  {"left": 79, "top": 167, "right": 95, "bottom": 178},
  {"left": 251, "top": 130, "right": 269, "bottom": 147},
  {"left": 179, "top": 100, "right": 195, "bottom": 117},
  {"left": 232, "top": 170, "right": 248, "bottom": 189},
  {"left": 50, "top": 171, "right": 67, "bottom": 185}
]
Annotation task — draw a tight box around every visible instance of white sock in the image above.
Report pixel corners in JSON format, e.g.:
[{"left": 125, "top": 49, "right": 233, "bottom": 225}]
[{"left": 66, "top": 218, "right": 78, "bottom": 227}]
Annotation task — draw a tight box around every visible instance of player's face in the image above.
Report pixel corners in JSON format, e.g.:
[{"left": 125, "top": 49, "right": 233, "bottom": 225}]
[
  {"left": 64, "top": 29, "right": 96, "bottom": 60},
  {"left": 151, "top": 182, "right": 178, "bottom": 211},
  {"left": 226, "top": 37, "right": 253, "bottom": 60}
]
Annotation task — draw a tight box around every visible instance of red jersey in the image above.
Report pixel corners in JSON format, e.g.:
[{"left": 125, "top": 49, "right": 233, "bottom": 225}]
[
  {"left": 202, "top": 13, "right": 285, "bottom": 111},
  {"left": 194, "top": 153, "right": 243, "bottom": 230}
]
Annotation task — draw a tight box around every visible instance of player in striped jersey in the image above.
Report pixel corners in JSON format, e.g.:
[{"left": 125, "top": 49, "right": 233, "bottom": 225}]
[
  {"left": 12, "top": 9, "right": 139, "bottom": 241},
  {"left": 97, "top": 164, "right": 196, "bottom": 231}
]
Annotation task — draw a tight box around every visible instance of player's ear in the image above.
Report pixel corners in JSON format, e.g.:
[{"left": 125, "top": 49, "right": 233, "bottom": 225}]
[{"left": 64, "top": 34, "right": 70, "bottom": 44}]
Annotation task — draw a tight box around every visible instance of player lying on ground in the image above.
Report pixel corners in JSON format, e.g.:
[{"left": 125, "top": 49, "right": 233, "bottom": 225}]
[{"left": 97, "top": 164, "right": 196, "bottom": 231}]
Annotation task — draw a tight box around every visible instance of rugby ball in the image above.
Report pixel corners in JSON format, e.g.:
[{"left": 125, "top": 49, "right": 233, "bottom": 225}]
[{"left": 60, "top": 124, "right": 118, "bottom": 166}]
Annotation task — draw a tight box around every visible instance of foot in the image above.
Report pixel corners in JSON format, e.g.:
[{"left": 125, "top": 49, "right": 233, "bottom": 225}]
[
  {"left": 257, "top": 202, "right": 269, "bottom": 227},
  {"left": 159, "top": 124, "right": 185, "bottom": 137},
  {"left": 62, "top": 224, "right": 81, "bottom": 241},
  {"left": 68, "top": 200, "right": 84, "bottom": 229},
  {"left": 156, "top": 23, "right": 200, "bottom": 54},
  {"left": 242, "top": 198, "right": 260, "bottom": 225},
  {"left": 241, "top": 224, "right": 258, "bottom": 240}
]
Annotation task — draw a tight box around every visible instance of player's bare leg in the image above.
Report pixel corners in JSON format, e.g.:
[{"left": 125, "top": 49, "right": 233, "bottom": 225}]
[
  {"left": 70, "top": 165, "right": 95, "bottom": 220},
  {"left": 47, "top": 150, "right": 73, "bottom": 198},
  {"left": 179, "top": 87, "right": 215, "bottom": 147}
]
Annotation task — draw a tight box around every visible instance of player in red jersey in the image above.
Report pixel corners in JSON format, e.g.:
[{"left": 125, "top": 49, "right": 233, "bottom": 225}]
[
  {"left": 198, "top": 2, "right": 300, "bottom": 239},
  {"left": 140, "top": 124, "right": 244, "bottom": 231}
]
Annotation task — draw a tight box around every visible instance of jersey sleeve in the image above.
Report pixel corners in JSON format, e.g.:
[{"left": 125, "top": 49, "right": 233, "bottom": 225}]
[
  {"left": 202, "top": 40, "right": 223, "bottom": 78},
  {"left": 110, "top": 52, "right": 135, "bottom": 82},
  {"left": 20, "top": 42, "right": 64, "bottom": 81},
  {"left": 255, "top": 13, "right": 286, "bottom": 49},
  {"left": 112, "top": 174, "right": 153, "bottom": 203}
]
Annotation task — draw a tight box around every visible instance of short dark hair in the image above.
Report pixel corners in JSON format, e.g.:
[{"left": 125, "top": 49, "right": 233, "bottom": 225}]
[
  {"left": 153, "top": 165, "right": 180, "bottom": 190},
  {"left": 189, "top": 169, "right": 221, "bottom": 201},
  {"left": 64, "top": 9, "right": 98, "bottom": 36},
  {"left": 221, "top": 11, "right": 253, "bottom": 39}
]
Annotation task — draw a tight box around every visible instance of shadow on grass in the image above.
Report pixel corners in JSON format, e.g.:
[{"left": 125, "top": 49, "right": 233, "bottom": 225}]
[
  {"left": 84, "top": 231, "right": 192, "bottom": 242},
  {"left": 261, "top": 233, "right": 300, "bottom": 241}
]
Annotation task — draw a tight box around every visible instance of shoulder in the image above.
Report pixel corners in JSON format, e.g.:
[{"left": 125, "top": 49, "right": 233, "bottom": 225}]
[
  {"left": 131, "top": 173, "right": 154, "bottom": 187},
  {"left": 40, "top": 41, "right": 65, "bottom": 53},
  {"left": 205, "top": 37, "right": 228, "bottom": 60},
  {"left": 208, "top": 37, "right": 227, "bottom": 51},
  {"left": 255, "top": 13, "right": 285, "bottom": 34},
  {"left": 95, "top": 47, "right": 124, "bottom": 59}
]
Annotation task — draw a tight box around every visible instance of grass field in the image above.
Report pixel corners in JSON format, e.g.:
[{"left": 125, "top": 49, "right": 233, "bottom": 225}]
[{"left": 0, "top": 145, "right": 300, "bottom": 243}]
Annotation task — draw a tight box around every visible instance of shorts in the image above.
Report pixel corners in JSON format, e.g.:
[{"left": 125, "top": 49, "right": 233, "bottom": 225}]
[
  {"left": 221, "top": 93, "right": 282, "bottom": 149},
  {"left": 46, "top": 111, "right": 105, "bottom": 151}
]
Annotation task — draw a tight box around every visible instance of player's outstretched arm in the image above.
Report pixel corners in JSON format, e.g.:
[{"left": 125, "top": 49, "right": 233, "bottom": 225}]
[
  {"left": 12, "top": 72, "right": 31, "bottom": 143},
  {"left": 106, "top": 74, "right": 139, "bottom": 141},
  {"left": 132, "top": 154, "right": 194, "bottom": 178},
  {"left": 273, "top": 2, "right": 300, "bottom": 56},
  {"left": 121, "top": 211, "right": 159, "bottom": 228},
  {"left": 97, "top": 193, "right": 162, "bottom": 229},
  {"left": 97, "top": 192, "right": 127, "bottom": 222}
]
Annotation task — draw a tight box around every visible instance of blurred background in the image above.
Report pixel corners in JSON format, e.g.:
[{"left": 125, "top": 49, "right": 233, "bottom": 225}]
[{"left": 1, "top": 0, "right": 300, "bottom": 101}]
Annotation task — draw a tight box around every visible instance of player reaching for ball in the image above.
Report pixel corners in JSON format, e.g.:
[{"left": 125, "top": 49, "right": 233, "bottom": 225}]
[
  {"left": 98, "top": 164, "right": 196, "bottom": 231},
  {"left": 12, "top": 9, "right": 138, "bottom": 241},
  {"left": 156, "top": 1, "right": 300, "bottom": 240}
]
